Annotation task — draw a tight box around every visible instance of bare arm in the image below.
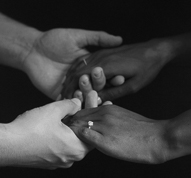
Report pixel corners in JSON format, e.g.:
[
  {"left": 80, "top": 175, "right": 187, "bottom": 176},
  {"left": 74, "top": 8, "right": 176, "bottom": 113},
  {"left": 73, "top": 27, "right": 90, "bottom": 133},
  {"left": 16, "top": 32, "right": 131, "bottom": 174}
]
[
  {"left": 0, "top": 13, "right": 40, "bottom": 70},
  {"left": 62, "top": 33, "right": 191, "bottom": 101},
  {"left": 166, "top": 109, "right": 191, "bottom": 161},
  {"left": 0, "top": 13, "right": 122, "bottom": 99},
  {"left": 69, "top": 105, "right": 191, "bottom": 164}
]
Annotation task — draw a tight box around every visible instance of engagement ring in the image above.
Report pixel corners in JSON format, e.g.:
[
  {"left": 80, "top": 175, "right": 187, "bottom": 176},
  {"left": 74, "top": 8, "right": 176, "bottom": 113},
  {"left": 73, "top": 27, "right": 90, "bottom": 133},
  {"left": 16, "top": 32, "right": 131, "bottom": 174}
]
[{"left": 88, "top": 121, "right": 93, "bottom": 129}]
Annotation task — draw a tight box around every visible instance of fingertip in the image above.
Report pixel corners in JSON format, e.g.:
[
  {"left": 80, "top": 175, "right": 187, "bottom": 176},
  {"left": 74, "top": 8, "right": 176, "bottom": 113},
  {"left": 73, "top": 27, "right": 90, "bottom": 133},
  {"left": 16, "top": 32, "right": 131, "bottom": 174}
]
[
  {"left": 73, "top": 90, "right": 83, "bottom": 103},
  {"left": 92, "top": 67, "right": 103, "bottom": 78},
  {"left": 102, "top": 101, "right": 112, "bottom": 105},
  {"left": 79, "top": 74, "right": 89, "bottom": 86},
  {"left": 85, "top": 90, "right": 98, "bottom": 108},
  {"left": 71, "top": 98, "right": 82, "bottom": 109},
  {"left": 87, "top": 90, "right": 98, "bottom": 97},
  {"left": 79, "top": 74, "right": 93, "bottom": 94},
  {"left": 96, "top": 32, "right": 123, "bottom": 47},
  {"left": 116, "top": 36, "right": 123, "bottom": 42},
  {"left": 110, "top": 75, "right": 125, "bottom": 86},
  {"left": 92, "top": 67, "right": 106, "bottom": 91},
  {"left": 108, "top": 34, "right": 123, "bottom": 44}
]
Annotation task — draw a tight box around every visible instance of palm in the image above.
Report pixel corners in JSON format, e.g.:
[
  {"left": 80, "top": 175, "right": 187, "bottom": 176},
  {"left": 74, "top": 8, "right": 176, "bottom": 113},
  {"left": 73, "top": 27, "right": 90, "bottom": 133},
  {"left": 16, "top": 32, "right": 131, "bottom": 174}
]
[{"left": 23, "top": 29, "right": 89, "bottom": 99}]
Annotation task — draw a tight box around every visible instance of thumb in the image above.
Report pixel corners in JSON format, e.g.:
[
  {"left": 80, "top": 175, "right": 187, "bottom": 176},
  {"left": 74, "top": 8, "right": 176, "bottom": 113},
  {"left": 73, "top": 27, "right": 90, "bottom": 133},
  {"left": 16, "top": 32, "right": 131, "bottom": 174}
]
[
  {"left": 80, "top": 30, "right": 123, "bottom": 47},
  {"left": 64, "top": 98, "right": 82, "bottom": 115},
  {"left": 54, "top": 98, "right": 81, "bottom": 120}
]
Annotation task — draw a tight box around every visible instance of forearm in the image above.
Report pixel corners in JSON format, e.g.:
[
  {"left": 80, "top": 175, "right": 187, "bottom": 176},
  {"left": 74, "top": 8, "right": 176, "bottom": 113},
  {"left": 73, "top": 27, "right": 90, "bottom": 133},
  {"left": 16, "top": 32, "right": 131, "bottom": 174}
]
[
  {"left": 164, "top": 109, "right": 191, "bottom": 161},
  {"left": 0, "top": 122, "right": 38, "bottom": 167},
  {"left": 0, "top": 13, "right": 41, "bottom": 70},
  {"left": 0, "top": 123, "right": 19, "bottom": 166}
]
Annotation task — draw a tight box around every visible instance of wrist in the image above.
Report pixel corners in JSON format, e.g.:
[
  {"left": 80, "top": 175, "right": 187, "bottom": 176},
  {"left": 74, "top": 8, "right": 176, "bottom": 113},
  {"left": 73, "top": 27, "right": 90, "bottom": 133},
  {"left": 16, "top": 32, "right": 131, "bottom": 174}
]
[
  {"left": 17, "top": 27, "right": 42, "bottom": 71},
  {"left": 144, "top": 120, "right": 171, "bottom": 164},
  {"left": 0, "top": 13, "right": 42, "bottom": 70},
  {"left": 0, "top": 123, "right": 22, "bottom": 166},
  {"left": 163, "top": 111, "right": 191, "bottom": 162},
  {"left": 152, "top": 34, "right": 191, "bottom": 66},
  {"left": 145, "top": 38, "right": 179, "bottom": 68}
]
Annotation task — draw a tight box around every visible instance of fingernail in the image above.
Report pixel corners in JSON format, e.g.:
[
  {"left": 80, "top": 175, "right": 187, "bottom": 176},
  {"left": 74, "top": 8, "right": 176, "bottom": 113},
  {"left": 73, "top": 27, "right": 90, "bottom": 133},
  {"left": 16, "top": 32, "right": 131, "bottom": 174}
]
[
  {"left": 76, "top": 93, "right": 81, "bottom": 99},
  {"left": 71, "top": 98, "right": 81, "bottom": 107},
  {"left": 93, "top": 69, "right": 102, "bottom": 78},
  {"left": 81, "top": 78, "right": 89, "bottom": 86},
  {"left": 76, "top": 94, "right": 83, "bottom": 102}
]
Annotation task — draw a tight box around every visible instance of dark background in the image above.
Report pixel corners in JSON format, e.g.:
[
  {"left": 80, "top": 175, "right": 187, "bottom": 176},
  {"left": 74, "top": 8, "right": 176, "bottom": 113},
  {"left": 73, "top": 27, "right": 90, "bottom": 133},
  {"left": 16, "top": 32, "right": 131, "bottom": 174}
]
[{"left": 0, "top": 0, "right": 191, "bottom": 177}]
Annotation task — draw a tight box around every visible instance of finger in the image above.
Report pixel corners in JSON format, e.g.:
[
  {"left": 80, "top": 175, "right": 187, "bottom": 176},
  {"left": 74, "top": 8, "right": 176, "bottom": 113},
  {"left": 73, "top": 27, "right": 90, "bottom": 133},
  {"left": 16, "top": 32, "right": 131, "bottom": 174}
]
[
  {"left": 99, "top": 78, "right": 139, "bottom": 101},
  {"left": 110, "top": 75, "right": 125, "bottom": 86},
  {"left": 79, "top": 75, "right": 93, "bottom": 96},
  {"left": 91, "top": 67, "right": 106, "bottom": 91},
  {"left": 75, "top": 127, "right": 104, "bottom": 148},
  {"left": 80, "top": 30, "right": 123, "bottom": 47},
  {"left": 60, "top": 98, "right": 82, "bottom": 118},
  {"left": 102, "top": 101, "right": 112, "bottom": 105},
  {"left": 73, "top": 90, "right": 84, "bottom": 103},
  {"left": 85, "top": 90, "right": 98, "bottom": 108}
]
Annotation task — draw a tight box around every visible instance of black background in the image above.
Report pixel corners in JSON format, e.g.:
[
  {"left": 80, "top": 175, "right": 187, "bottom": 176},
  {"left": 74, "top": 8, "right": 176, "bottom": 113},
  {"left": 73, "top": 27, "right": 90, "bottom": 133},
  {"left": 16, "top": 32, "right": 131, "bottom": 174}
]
[{"left": 1, "top": 0, "right": 191, "bottom": 177}]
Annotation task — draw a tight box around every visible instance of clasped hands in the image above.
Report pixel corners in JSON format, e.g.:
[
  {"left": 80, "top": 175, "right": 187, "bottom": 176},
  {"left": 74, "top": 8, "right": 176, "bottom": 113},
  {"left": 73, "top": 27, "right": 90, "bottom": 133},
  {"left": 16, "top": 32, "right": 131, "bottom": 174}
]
[
  {"left": 62, "top": 38, "right": 175, "bottom": 165},
  {"left": 7, "top": 28, "right": 174, "bottom": 169}
]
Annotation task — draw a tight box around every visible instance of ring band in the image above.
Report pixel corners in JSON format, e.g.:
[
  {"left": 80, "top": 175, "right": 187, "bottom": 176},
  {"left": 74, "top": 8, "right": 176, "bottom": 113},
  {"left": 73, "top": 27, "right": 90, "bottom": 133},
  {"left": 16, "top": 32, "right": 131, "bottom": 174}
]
[{"left": 88, "top": 121, "right": 93, "bottom": 129}]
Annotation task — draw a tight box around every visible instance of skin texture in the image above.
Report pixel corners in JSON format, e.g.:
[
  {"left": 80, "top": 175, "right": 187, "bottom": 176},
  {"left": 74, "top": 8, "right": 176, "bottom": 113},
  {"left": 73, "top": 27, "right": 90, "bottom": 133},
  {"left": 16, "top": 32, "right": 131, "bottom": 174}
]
[
  {"left": 69, "top": 105, "right": 168, "bottom": 164},
  {"left": 73, "top": 67, "right": 124, "bottom": 104},
  {"left": 67, "top": 34, "right": 191, "bottom": 164},
  {"left": 22, "top": 29, "right": 122, "bottom": 100},
  {"left": 2, "top": 99, "right": 89, "bottom": 169},
  {"left": 62, "top": 39, "right": 173, "bottom": 101},
  {"left": 0, "top": 90, "right": 104, "bottom": 169}
]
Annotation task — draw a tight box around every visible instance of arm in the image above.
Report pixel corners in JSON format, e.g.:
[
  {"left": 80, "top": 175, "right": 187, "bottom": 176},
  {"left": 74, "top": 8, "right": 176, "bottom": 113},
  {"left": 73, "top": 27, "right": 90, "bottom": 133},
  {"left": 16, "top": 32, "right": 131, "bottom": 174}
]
[
  {"left": 69, "top": 105, "right": 191, "bottom": 164},
  {"left": 166, "top": 109, "right": 191, "bottom": 161},
  {"left": 62, "top": 33, "right": 191, "bottom": 101},
  {"left": 0, "top": 99, "right": 89, "bottom": 169},
  {"left": 0, "top": 13, "right": 41, "bottom": 70},
  {"left": 0, "top": 13, "right": 122, "bottom": 100}
]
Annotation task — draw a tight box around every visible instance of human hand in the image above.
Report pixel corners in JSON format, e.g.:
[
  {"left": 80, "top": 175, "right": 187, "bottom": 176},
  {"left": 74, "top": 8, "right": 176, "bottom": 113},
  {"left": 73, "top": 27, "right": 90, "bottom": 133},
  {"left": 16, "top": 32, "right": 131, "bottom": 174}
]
[
  {"left": 22, "top": 28, "right": 122, "bottom": 100},
  {"left": 6, "top": 98, "right": 89, "bottom": 169},
  {"left": 72, "top": 67, "right": 124, "bottom": 105},
  {"left": 62, "top": 39, "right": 174, "bottom": 101},
  {"left": 69, "top": 105, "right": 169, "bottom": 164}
]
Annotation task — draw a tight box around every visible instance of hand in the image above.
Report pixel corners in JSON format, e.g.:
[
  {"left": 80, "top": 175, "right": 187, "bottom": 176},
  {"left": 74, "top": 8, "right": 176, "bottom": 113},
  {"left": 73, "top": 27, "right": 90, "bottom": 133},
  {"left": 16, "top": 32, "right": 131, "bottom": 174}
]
[
  {"left": 62, "top": 39, "right": 173, "bottom": 101},
  {"left": 73, "top": 67, "right": 124, "bottom": 105},
  {"left": 22, "top": 28, "right": 122, "bottom": 100},
  {"left": 6, "top": 98, "right": 89, "bottom": 169},
  {"left": 69, "top": 105, "right": 169, "bottom": 164}
]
